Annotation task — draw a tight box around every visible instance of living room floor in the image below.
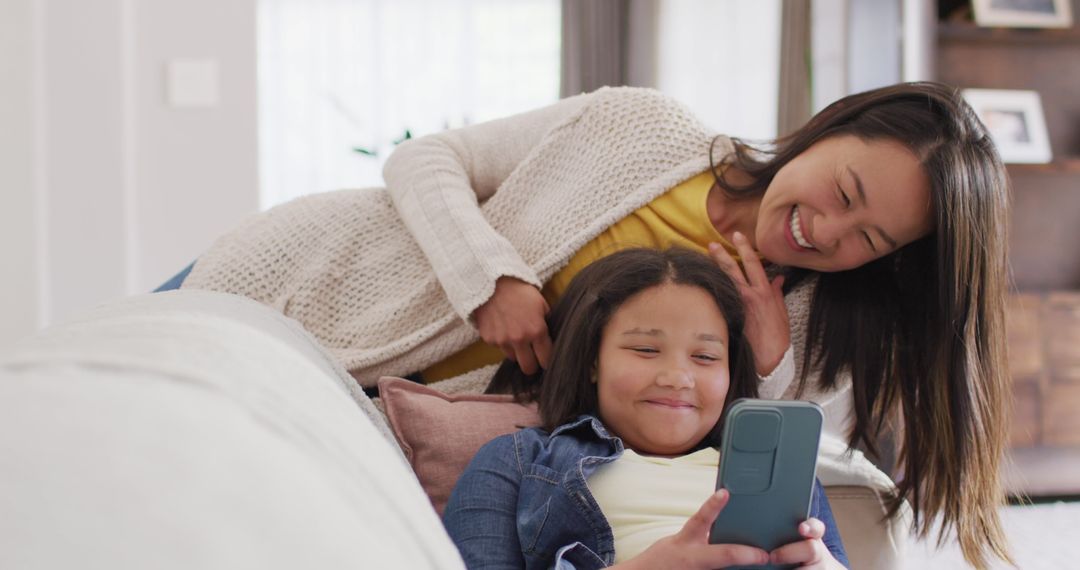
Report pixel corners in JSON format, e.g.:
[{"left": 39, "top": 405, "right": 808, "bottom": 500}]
[{"left": 901, "top": 499, "right": 1077, "bottom": 568}]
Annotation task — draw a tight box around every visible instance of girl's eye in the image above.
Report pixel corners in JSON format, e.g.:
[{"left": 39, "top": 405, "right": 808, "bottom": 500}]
[
  {"left": 862, "top": 231, "right": 876, "bottom": 252},
  {"left": 693, "top": 353, "right": 720, "bottom": 362},
  {"left": 630, "top": 347, "right": 659, "bottom": 355}
]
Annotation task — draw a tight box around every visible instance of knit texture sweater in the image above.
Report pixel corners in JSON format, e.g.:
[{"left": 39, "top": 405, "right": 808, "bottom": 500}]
[{"left": 181, "top": 86, "right": 852, "bottom": 442}]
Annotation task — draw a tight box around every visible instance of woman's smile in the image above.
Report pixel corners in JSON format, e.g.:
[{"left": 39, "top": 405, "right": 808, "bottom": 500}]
[{"left": 786, "top": 205, "right": 817, "bottom": 252}]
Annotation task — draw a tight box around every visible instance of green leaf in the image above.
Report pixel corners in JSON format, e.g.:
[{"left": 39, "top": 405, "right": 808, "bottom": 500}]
[{"left": 393, "top": 129, "right": 412, "bottom": 145}]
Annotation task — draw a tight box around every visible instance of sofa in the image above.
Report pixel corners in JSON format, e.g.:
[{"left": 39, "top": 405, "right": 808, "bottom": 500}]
[{"left": 0, "top": 291, "right": 908, "bottom": 568}]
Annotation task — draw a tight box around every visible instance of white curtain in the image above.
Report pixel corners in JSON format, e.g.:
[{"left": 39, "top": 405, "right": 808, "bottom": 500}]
[
  {"left": 257, "top": 0, "right": 560, "bottom": 209},
  {"left": 655, "top": 0, "right": 781, "bottom": 141}
]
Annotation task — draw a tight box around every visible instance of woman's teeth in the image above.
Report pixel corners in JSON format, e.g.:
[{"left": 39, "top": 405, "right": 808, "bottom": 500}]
[{"left": 790, "top": 207, "right": 816, "bottom": 250}]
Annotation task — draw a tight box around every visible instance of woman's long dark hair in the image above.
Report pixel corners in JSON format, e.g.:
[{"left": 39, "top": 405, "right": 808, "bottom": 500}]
[
  {"left": 710, "top": 81, "right": 1011, "bottom": 569},
  {"left": 487, "top": 247, "right": 759, "bottom": 448}
]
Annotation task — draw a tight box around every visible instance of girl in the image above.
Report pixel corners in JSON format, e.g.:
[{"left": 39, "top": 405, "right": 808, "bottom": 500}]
[
  {"left": 176, "top": 82, "right": 1010, "bottom": 567},
  {"left": 444, "top": 247, "right": 848, "bottom": 569}
]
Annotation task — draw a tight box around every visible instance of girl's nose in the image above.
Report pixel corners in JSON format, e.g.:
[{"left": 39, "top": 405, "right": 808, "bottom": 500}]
[{"left": 657, "top": 367, "right": 694, "bottom": 389}]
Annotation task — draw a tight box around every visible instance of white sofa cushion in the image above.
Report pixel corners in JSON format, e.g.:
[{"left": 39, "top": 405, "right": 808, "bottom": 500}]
[{"left": 0, "top": 291, "right": 464, "bottom": 570}]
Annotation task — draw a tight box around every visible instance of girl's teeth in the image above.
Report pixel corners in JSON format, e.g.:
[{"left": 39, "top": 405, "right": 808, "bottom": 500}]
[{"left": 790, "top": 207, "right": 815, "bottom": 249}]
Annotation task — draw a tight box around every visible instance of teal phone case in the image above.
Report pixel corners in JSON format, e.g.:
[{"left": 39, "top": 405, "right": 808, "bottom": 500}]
[{"left": 708, "top": 398, "right": 824, "bottom": 570}]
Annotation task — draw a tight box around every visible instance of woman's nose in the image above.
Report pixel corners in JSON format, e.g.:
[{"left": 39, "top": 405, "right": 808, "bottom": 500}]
[{"left": 811, "top": 213, "right": 848, "bottom": 250}]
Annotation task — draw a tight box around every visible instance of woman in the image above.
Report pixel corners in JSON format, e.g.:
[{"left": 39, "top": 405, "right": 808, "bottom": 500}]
[{"left": 178, "top": 82, "right": 1010, "bottom": 568}]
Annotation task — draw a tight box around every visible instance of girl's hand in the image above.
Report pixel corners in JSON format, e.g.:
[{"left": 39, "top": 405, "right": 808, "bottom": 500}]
[
  {"left": 768, "top": 518, "right": 847, "bottom": 569},
  {"left": 709, "top": 232, "right": 791, "bottom": 376},
  {"left": 471, "top": 277, "right": 553, "bottom": 375},
  {"left": 612, "top": 489, "right": 769, "bottom": 570}
]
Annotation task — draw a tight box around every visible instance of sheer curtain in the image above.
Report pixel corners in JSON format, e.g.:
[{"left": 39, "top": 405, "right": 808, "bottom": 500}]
[
  {"left": 559, "top": 0, "right": 780, "bottom": 142},
  {"left": 257, "top": 0, "right": 560, "bottom": 209},
  {"left": 559, "top": 0, "right": 658, "bottom": 97},
  {"left": 654, "top": 0, "right": 781, "bottom": 141}
]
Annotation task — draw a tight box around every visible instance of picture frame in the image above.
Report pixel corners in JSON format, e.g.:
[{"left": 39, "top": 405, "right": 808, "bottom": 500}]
[
  {"left": 962, "top": 88, "right": 1053, "bottom": 164},
  {"left": 972, "top": 0, "right": 1073, "bottom": 28}
]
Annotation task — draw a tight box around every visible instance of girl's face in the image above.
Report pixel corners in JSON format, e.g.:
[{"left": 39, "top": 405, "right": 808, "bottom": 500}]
[
  {"left": 753, "top": 134, "right": 934, "bottom": 272},
  {"left": 595, "top": 282, "right": 731, "bottom": 456}
]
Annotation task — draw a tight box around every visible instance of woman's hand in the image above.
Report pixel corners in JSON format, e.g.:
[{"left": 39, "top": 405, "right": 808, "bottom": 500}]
[
  {"left": 709, "top": 232, "right": 791, "bottom": 376},
  {"left": 611, "top": 489, "right": 769, "bottom": 570},
  {"left": 471, "top": 277, "right": 553, "bottom": 375},
  {"left": 768, "top": 518, "right": 847, "bottom": 569}
]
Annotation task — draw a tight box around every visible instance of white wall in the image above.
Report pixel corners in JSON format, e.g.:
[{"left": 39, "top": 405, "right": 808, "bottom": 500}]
[
  {"left": 133, "top": 0, "right": 259, "bottom": 290},
  {"left": 0, "top": 0, "right": 41, "bottom": 348},
  {"left": 42, "top": 0, "right": 130, "bottom": 328},
  {"left": 0, "top": 0, "right": 258, "bottom": 347}
]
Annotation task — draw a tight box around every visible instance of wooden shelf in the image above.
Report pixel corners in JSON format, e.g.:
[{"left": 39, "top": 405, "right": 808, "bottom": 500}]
[
  {"left": 937, "top": 1, "right": 1080, "bottom": 496},
  {"left": 1008, "top": 158, "right": 1080, "bottom": 174},
  {"left": 939, "top": 22, "right": 1080, "bottom": 44}
]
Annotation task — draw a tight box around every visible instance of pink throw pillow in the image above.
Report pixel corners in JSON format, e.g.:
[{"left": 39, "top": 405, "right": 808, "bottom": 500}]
[{"left": 378, "top": 376, "right": 541, "bottom": 514}]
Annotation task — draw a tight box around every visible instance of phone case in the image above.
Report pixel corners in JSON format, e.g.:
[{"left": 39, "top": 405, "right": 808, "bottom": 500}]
[{"left": 708, "top": 398, "right": 824, "bottom": 570}]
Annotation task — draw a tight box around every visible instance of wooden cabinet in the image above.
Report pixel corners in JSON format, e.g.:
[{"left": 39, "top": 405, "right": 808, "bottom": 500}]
[
  {"left": 936, "top": 0, "right": 1080, "bottom": 496},
  {"left": 1007, "top": 293, "right": 1080, "bottom": 438},
  {"left": 1001, "top": 292, "right": 1080, "bottom": 496}
]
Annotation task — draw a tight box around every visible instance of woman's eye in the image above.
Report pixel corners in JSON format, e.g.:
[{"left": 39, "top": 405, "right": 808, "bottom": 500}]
[
  {"left": 862, "top": 231, "right": 876, "bottom": 252},
  {"left": 837, "top": 186, "right": 851, "bottom": 208},
  {"left": 630, "top": 347, "right": 659, "bottom": 355}
]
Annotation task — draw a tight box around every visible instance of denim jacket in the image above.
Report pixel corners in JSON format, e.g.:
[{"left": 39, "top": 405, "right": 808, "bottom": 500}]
[{"left": 443, "top": 415, "right": 849, "bottom": 570}]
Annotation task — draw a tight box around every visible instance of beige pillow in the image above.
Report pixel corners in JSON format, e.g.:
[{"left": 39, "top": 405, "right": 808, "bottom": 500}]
[{"left": 377, "top": 376, "right": 541, "bottom": 514}]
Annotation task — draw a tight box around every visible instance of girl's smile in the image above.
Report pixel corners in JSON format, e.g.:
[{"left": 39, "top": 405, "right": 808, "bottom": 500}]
[{"left": 643, "top": 397, "right": 696, "bottom": 410}]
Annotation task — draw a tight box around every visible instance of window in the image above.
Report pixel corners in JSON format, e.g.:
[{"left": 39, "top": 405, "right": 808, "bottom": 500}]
[
  {"left": 257, "top": 0, "right": 560, "bottom": 209},
  {"left": 655, "top": 0, "right": 781, "bottom": 141}
]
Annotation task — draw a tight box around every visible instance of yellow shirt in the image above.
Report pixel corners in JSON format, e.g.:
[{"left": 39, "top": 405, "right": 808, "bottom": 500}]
[
  {"left": 422, "top": 170, "right": 736, "bottom": 382},
  {"left": 588, "top": 447, "right": 720, "bottom": 564}
]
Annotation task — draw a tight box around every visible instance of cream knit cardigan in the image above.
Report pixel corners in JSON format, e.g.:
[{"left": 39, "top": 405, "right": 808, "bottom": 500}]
[{"left": 182, "top": 87, "right": 853, "bottom": 441}]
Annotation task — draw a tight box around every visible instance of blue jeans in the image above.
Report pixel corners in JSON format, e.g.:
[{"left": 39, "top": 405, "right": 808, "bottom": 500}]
[{"left": 154, "top": 262, "right": 195, "bottom": 292}]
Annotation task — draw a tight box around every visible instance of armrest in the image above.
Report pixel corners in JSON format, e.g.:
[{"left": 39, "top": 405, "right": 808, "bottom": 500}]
[{"left": 824, "top": 485, "right": 911, "bottom": 570}]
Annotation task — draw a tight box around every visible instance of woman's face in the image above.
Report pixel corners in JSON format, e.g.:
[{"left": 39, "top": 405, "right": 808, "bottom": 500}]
[
  {"left": 754, "top": 134, "right": 934, "bottom": 272},
  {"left": 595, "top": 282, "right": 731, "bottom": 456}
]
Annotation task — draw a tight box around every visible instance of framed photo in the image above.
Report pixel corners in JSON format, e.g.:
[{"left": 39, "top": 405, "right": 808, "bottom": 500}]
[
  {"left": 973, "top": 0, "right": 1073, "bottom": 28},
  {"left": 962, "top": 89, "right": 1053, "bottom": 164}
]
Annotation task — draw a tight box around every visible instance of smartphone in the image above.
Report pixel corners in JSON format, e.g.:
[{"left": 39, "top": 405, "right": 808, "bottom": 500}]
[{"left": 708, "top": 398, "right": 824, "bottom": 570}]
